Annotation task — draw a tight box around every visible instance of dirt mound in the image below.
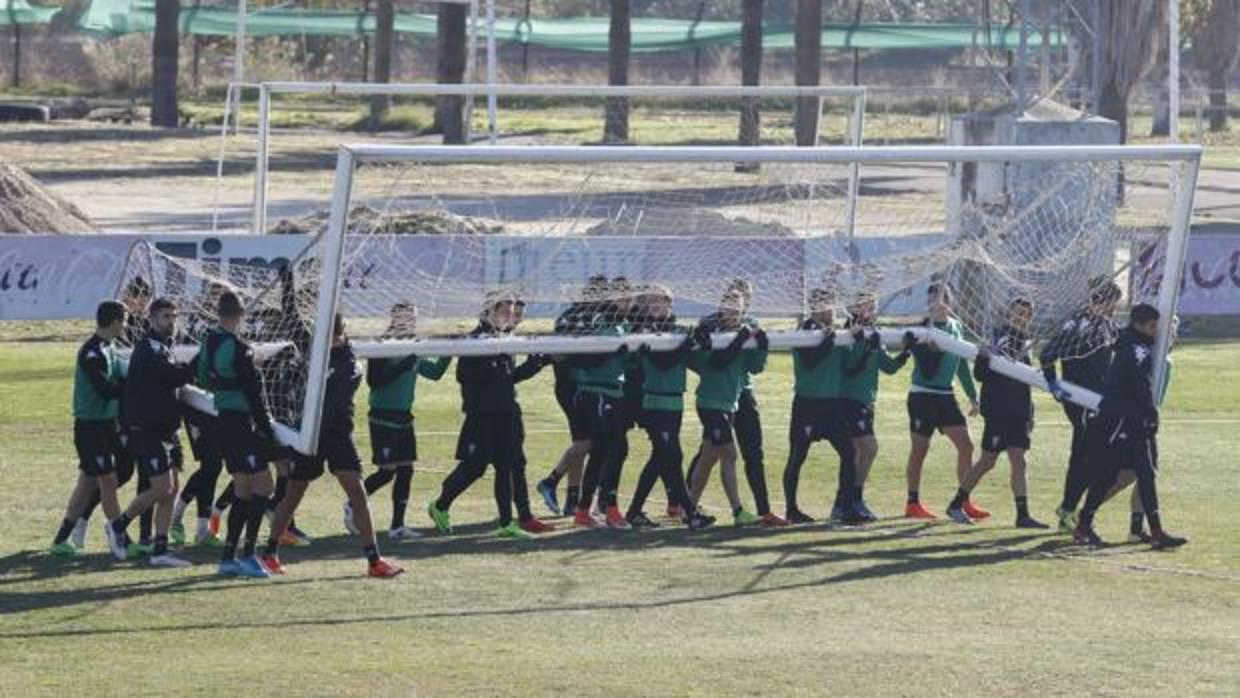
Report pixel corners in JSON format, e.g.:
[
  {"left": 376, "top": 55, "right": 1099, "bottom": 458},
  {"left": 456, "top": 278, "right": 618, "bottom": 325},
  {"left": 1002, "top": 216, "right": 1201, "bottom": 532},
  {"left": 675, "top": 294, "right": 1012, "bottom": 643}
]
[
  {"left": 269, "top": 206, "right": 504, "bottom": 236},
  {"left": 0, "top": 162, "right": 95, "bottom": 234}
]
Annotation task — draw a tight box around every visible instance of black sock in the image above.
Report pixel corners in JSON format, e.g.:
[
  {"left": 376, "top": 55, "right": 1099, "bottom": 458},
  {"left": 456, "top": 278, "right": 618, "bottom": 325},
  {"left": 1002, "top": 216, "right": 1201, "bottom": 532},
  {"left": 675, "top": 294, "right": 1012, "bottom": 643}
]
[
  {"left": 53, "top": 518, "right": 76, "bottom": 545},
  {"left": 138, "top": 510, "right": 152, "bottom": 544},
  {"left": 365, "top": 469, "right": 395, "bottom": 496},
  {"left": 564, "top": 485, "right": 580, "bottom": 509},
  {"left": 222, "top": 497, "right": 247, "bottom": 561},
  {"left": 1016, "top": 496, "right": 1030, "bottom": 520},
  {"left": 391, "top": 466, "right": 412, "bottom": 529},
  {"left": 243, "top": 497, "right": 264, "bottom": 557},
  {"left": 855, "top": 485, "right": 865, "bottom": 502},
  {"left": 545, "top": 468, "right": 565, "bottom": 486},
  {"left": 82, "top": 490, "right": 101, "bottom": 522},
  {"left": 111, "top": 512, "right": 131, "bottom": 534},
  {"left": 732, "top": 505, "right": 743, "bottom": 517},
  {"left": 1130, "top": 511, "right": 1145, "bottom": 535},
  {"left": 949, "top": 488, "right": 968, "bottom": 510},
  {"left": 268, "top": 476, "right": 288, "bottom": 511},
  {"left": 1147, "top": 512, "right": 1163, "bottom": 536},
  {"left": 264, "top": 537, "right": 280, "bottom": 557},
  {"left": 907, "top": 490, "right": 920, "bottom": 505},
  {"left": 363, "top": 544, "right": 381, "bottom": 565},
  {"left": 215, "top": 482, "right": 234, "bottom": 511},
  {"left": 152, "top": 534, "right": 168, "bottom": 557}
]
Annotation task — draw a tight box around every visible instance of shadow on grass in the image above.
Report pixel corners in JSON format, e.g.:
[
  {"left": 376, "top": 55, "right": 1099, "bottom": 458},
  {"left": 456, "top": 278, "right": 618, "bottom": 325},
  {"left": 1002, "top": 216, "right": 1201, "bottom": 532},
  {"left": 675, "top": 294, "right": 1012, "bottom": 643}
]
[{"left": 0, "top": 521, "right": 1059, "bottom": 639}]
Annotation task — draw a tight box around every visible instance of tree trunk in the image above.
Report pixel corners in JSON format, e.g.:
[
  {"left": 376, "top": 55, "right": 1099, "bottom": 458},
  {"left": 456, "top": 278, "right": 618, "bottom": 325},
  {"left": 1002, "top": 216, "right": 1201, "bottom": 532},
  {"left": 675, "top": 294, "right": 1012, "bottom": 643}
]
[
  {"left": 738, "top": 0, "right": 763, "bottom": 147},
  {"left": 1208, "top": 67, "right": 1228, "bottom": 132},
  {"left": 435, "top": 3, "right": 468, "bottom": 144},
  {"left": 370, "top": 0, "right": 396, "bottom": 126},
  {"left": 1098, "top": 81, "right": 1128, "bottom": 144},
  {"left": 603, "top": 0, "right": 631, "bottom": 143},
  {"left": 150, "top": 0, "right": 181, "bottom": 128},
  {"left": 793, "top": 0, "right": 822, "bottom": 146}
]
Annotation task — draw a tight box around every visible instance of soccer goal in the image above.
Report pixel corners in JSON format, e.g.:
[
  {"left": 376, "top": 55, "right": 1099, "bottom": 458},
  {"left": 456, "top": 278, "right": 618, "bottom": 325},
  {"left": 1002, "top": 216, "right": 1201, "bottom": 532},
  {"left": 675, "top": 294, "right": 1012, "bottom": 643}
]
[
  {"left": 132, "top": 143, "right": 1199, "bottom": 455},
  {"left": 212, "top": 82, "right": 867, "bottom": 236}
]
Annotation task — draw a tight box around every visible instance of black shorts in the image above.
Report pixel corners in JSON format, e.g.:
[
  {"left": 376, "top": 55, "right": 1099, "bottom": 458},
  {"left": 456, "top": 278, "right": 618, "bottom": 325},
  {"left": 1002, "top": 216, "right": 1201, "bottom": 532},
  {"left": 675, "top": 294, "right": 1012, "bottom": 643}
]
[
  {"left": 455, "top": 411, "right": 525, "bottom": 466},
  {"left": 74, "top": 419, "right": 119, "bottom": 476},
  {"left": 130, "top": 425, "right": 182, "bottom": 477},
  {"left": 217, "top": 410, "right": 270, "bottom": 475},
  {"left": 574, "top": 390, "right": 624, "bottom": 444},
  {"left": 840, "top": 399, "right": 875, "bottom": 438},
  {"left": 789, "top": 395, "right": 834, "bottom": 443},
  {"left": 907, "top": 392, "right": 966, "bottom": 437},
  {"left": 370, "top": 421, "right": 417, "bottom": 466},
  {"left": 981, "top": 415, "right": 1032, "bottom": 453},
  {"left": 556, "top": 378, "right": 590, "bottom": 442},
  {"left": 697, "top": 408, "right": 736, "bottom": 447},
  {"left": 291, "top": 430, "right": 362, "bottom": 481},
  {"left": 182, "top": 408, "right": 220, "bottom": 464}
]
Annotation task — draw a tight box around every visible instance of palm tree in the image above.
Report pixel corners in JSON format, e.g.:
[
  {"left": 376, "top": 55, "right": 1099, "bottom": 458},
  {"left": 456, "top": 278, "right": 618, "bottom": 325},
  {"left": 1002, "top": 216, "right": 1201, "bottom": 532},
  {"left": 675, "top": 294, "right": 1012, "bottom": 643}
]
[
  {"left": 150, "top": 0, "right": 180, "bottom": 128},
  {"left": 603, "top": 0, "right": 631, "bottom": 143}
]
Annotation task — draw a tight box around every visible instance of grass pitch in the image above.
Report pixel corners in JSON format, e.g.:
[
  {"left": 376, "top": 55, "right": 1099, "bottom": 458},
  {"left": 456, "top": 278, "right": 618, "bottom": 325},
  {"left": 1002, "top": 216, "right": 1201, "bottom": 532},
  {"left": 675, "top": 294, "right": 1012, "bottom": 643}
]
[{"left": 1, "top": 337, "right": 1238, "bottom": 696}]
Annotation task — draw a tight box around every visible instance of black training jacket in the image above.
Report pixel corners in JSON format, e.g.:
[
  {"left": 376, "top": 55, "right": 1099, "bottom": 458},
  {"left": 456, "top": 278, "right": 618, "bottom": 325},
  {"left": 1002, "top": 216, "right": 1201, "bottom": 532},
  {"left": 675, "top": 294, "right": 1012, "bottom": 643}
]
[
  {"left": 457, "top": 322, "right": 547, "bottom": 415},
  {"left": 1039, "top": 310, "right": 1117, "bottom": 390},
  {"left": 321, "top": 343, "right": 362, "bottom": 436},
  {"left": 124, "top": 331, "right": 194, "bottom": 435},
  {"left": 975, "top": 325, "right": 1033, "bottom": 420},
  {"left": 1097, "top": 326, "right": 1159, "bottom": 435}
]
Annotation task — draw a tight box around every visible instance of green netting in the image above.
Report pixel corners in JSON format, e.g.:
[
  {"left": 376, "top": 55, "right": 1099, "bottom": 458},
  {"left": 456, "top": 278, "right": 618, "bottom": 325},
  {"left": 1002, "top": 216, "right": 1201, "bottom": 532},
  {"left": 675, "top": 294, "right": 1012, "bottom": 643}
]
[
  {"left": 75, "top": 1, "right": 1065, "bottom": 53},
  {"left": 2, "top": 0, "right": 60, "bottom": 26}
]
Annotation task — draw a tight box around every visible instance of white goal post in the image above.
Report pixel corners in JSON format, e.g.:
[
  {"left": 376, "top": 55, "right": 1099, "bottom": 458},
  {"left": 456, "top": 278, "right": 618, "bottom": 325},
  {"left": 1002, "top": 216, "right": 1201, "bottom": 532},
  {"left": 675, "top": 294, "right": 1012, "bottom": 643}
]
[
  {"left": 216, "top": 82, "right": 868, "bottom": 237},
  {"left": 139, "top": 143, "right": 1199, "bottom": 455}
]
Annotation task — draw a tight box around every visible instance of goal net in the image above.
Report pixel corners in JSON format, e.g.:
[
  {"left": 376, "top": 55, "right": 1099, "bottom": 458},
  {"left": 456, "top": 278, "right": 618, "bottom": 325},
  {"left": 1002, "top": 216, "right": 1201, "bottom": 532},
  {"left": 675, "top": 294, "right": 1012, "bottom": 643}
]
[
  {"left": 212, "top": 83, "right": 866, "bottom": 235},
  {"left": 127, "top": 144, "right": 1199, "bottom": 455}
]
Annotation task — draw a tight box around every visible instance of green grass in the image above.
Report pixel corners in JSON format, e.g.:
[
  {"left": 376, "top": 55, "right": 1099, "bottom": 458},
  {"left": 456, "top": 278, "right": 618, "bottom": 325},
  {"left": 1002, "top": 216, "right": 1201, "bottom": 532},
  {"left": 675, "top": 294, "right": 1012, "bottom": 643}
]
[{"left": 1, "top": 337, "right": 1239, "bottom": 696}]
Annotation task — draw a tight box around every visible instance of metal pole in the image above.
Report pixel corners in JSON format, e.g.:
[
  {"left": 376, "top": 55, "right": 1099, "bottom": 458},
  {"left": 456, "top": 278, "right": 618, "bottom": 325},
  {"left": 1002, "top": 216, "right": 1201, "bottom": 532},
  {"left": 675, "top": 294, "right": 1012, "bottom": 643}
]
[
  {"left": 1091, "top": 0, "right": 1101, "bottom": 114},
  {"left": 486, "top": 0, "right": 498, "bottom": 144},
  {"left": 300, "top": 150, "right": 357, "bottom": 454},
  {"left": 1169, "top": 0, "right": 1180, "bottom": 143},
  {"left": 1017, "top": 0, "right": 1029, "bottom": 106},
  {"left": 252, "top": 85, "right": 270, "bottom": 235},
  {"left": 233, "top": 0, "right": 248, "bottom": 135},
  {"left": 464, "top": 0, "right": 478, "bottom": 142},
  {"left": 1152, "top": 157, "right": 1199, "bottom": 397},
  {"left": 12, "top": 23, "right": 20, "bottom": 89}
]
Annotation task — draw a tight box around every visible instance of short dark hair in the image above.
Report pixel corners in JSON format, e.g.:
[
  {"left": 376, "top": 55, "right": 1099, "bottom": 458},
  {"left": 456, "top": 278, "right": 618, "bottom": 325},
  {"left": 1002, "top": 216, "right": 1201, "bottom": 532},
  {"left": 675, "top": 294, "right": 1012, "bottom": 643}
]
[
  {"left": 333, "top": 312, "right": 346, "bottom": 337},
  {"left": 217, "top": 291, "right": 245, "bottom": 319},
  {"left": 1130, "top": 303, "right": 1160, "bottom": 324},
  {"left": 148, "top": 297, "right": 176, "bottom": 315},
  {"left": 927, "top": 283, "right": 952, "bottom": 303},
  {"left": 124, "top": 276, "right": 151, "bottom": 300},
  {"left": 1010, "top": 297, "right": 1033, "bottom": 311},
  {"left": 727, "top": 278, "right": 753, "bottom": 300},
  {"left": 96, "top": 300, "right": 126, "bottom": 328},
  {"left": 808, "top": 287, "right": 835, "bottom": 307},
  {"left": 1089, "top": 278, "right": 1122, "bottom": 306}
]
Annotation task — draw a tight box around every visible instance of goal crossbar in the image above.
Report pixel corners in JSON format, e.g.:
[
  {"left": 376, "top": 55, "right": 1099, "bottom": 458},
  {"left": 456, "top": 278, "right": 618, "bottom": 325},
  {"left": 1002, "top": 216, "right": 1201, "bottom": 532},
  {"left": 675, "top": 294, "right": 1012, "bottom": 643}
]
[
  {"left": 339, "top": 143, "right": 1203, "bottom": 165},
  {"left": 230, "top": 82, "right": 868, "bottom": 235}
]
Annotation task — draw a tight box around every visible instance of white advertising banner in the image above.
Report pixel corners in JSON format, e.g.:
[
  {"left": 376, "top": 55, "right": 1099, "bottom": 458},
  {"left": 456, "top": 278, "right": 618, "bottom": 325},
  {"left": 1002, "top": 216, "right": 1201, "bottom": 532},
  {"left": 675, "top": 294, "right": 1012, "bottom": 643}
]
[{"left": 8, "top": 232, "right": 1237, "bottom": 321}]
